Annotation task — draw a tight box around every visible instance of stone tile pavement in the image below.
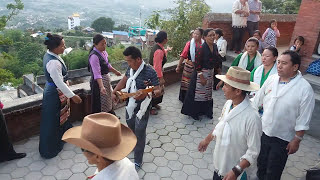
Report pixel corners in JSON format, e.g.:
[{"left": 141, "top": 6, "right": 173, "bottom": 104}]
[{"left": 0, "top": 83, "right": 319, "bottom": 180}]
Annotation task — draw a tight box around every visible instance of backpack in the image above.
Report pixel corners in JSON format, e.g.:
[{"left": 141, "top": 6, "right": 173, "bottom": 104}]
[{"left": 306, "top": 59, "right": 320, "bottom": 76}]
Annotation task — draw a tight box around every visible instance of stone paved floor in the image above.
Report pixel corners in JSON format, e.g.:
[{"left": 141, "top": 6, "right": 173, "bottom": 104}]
[{"left": 0, "top": 83, "right": 319, "bottom": 180}]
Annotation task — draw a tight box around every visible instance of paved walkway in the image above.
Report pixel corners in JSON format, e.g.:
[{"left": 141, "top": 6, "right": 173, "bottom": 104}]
[{"left": 0, "top": 83, "right": 319, "bottom": 180}]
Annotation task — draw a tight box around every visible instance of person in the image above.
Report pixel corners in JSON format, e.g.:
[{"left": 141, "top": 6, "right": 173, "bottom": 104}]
[
  {"left": 0, "top": 100, "right": 26, "bottom": 163},
  {"left": 252, "top": 50, "right": 315, "bottom": 180},
  {"left": 213, "top": 28, "right": 228, "bottom": 90},
  {"left": 111, "top": 46, "right": 162, "bottom": 170},
  {"left": 88, "top": 34, "right": 121, "bottom": 115},
  {"left": 262, "top": 19, "right": 280, "bottom": 48},
  {"left": 39, "top": 33, "right": 82, "bottom": 159},
  {"left": 176, "top": 28, "right": 204, "bottom": 102},
  {"left": 62, "top": 112, "right": 139, "bottom": 180},
  {"left": 198, "top": 66, "right": 262, "bottom": 180},
  {"left": 149, "top": 31, "right": 171, "bottom": 115},
  {"left": 290, "top": 36, "right": 305, "bottom": 53},
  {"left": 181, "top": 29, "right": 222, "bottom": 120},
  {"left": 247, "top": 0, "right": 262, "bottom": 37},
  {"left": 251, "top": 46, "right": 278, "bottom": 88},
  {"left": 253, "top": 30, "right": 267, "bottom": 54},
  {"left": 231, "top": 0, "right": 250, "bottom": 54},
  {"left": 231, "top": 37, "right": 262, "bottom": 72}
]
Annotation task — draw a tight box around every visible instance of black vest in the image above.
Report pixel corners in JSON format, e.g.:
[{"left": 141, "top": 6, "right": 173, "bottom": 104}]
[
  {"left": 149, "top": 44, "right": 167, "bottom": 67},
  {"left": 88, "top": 50, "right": 109, "bottom": 75},
  {"left": 43, "top": 53, "right": 68, "bottom": 83}
]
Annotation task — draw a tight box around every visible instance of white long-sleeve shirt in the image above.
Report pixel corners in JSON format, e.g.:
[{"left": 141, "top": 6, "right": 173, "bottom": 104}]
[
  {"left": 252, "top": 72, "right": 315, "bottom": 142},
  {"left": 213, "top": 97, "right": 262, "bottom": 178},
  {"left": 215, "top": 37, "right": 228, "bottom": 58},
  {"left": 46, "top": 50, "right": 75, "bottom": 98},
  {"left": 232, "top": 0, "right": 249, "bottom": 27}
]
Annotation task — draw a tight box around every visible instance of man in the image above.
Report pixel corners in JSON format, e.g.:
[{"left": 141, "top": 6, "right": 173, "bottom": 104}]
[
  {"left": 112, "top": 46, "right": 161, "bottom": 170},
  {"left": 253, "top": 50, "right": 315, "bottom": 180},
  {"left": 62, "top": 112, "right": 139, "bottom": 180},
  {"left": 231, "top": 0, "right": 250, "bottom": 54},
  {"left": 0, "top": 100, "right": 26, "bottom": 163},
  {"left": 247, "top": 0, "right": 262, "bottom": 37},
  {"left": 198, "top": 66, "right": 262, "bottom": 180}
]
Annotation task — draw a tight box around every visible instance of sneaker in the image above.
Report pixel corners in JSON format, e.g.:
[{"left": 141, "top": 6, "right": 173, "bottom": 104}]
[{"left": 135, "top": 163, "right": 142, "bottom": 171}]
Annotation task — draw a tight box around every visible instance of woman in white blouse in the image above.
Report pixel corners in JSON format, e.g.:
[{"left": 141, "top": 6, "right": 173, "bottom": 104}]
[
  {"left": 214, "top": 28, "right": 228, "bottom": 61},
  {"left": 39, "top": 33, "right": 82, "bottom": 159}
]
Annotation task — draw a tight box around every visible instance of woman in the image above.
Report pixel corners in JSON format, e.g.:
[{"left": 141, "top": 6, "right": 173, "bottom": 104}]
[
  {"left": 176, "top": 28, "right": 204, "bottom": 102},
  {"left": 213, "top": 28, "right": 227, "bottom": 90},
  {"left": 40, "top": 33, "right": 82, "bottom": 159},
  {"left": 231, "top": 37, "right": 262, "bottom": 72},
  {"left": 181, "top": 29, "right": 222, "bottom": 120},
  {"left": 149, "top": 31, "right": 171, "bottom": 115},
  {"left": 88, "top": 34, "right": 121, "bottom": 114},
  {"left": 251, "top": 46, "right": 278, "bottom": 87}
]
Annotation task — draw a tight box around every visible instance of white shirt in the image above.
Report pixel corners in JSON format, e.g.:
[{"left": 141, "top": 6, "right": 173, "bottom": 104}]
[
  {"left": 232, "top": 0, "right": 249, "bottom": 27},
  {"left": 92, "top": 157, "right": 139, "bottom": 180},
  {"left": 252, "top": 72, "right": 315, "bottom": 142},
  {"left": 46, "top": 50, "right": 75, "bottom": 98},
  {"left": 215, "top": 37, "right": 228, "bottom": 58},
  {"left": 213, "top": 97, "right": 262, "bottom": 178}
]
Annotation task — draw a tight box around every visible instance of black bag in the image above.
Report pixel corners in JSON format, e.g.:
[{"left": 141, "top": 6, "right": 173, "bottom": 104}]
[{"left": 306, "top": 168, "right": 320, "bottom": 180}]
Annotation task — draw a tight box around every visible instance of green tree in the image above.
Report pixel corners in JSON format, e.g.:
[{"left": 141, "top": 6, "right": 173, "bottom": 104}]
[
  {"left": 146, "top": 0, "right": 210, "bottom": 57},
  {"left": 114, "top": 24, "right": 130, "bottom": 31},
  {"left": 17, "top": 42, "right": 44, "bottom": 64},
  {"left": 63, "top": 50, "right": 89, "bottom": 70},
  {"left": 261, "top": 0, "right": 302, "bottom": 14},
  {"left": 0, "top": 69, "right": 15, "bottom": 86},
  {"left": 91, "top": 17, "right": 115, "bottom": 32},
  {"left": 0, "top": 0, "right": 24, "bottom": 31}
]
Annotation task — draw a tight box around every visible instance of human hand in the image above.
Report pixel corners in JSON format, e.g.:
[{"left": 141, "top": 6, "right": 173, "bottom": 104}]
[
  {"left": 176, "top": 65, "right": 182, "bottom": 73},
  {"left": 111, "top": 92, "right": 119, "bottom": 104},
  {"left": 198, "top": 139, "right": 210, "bottom": 152},
  {"left": 71, "top": 95, "right": 82, "bottom": 104},
  {"left": 216, "top": 81, "right": 223, "bottom": 90},
  {"left": 100, "top": 87, "right": 107, "bottom": 95},
  {"left": 223, "top": 170, "right": 237, "bottom": 180},
  {"left": 160, "top": 77, "right": 165, "bottom": 86},
  {"left": 133, "top": 90, "right": 147, "bottom": 100},
  {"left": 286, "top": 138, "right": 301, "bottom": 155}
]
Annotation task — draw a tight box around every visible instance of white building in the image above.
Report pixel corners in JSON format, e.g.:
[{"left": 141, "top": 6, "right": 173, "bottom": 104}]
[{"left": 68, "top": 13, "right": 80, "bottom": 30}]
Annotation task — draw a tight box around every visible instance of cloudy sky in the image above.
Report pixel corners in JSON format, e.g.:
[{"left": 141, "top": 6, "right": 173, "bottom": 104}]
[{"left": 110, "top": 0, "right": 234, "bottom": 13}]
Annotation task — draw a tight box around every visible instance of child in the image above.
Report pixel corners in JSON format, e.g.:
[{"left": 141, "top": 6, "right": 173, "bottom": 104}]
[
  {"left": 262, "top": 19, "right": 280, "bottom": 47},
  {"left": 290, "top": 36, "right": 304, "bottom": 53},
  {"left": 253, "top": 30, "right": 267, "bottom": 54}
]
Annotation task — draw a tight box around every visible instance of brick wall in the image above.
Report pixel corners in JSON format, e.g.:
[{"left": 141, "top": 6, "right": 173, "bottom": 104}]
[
  {"left": 202, "top": 13, "right": 297, "bottom": 49},
  {"left": 290, "top": 0, "right": 320, "bottom": 72}
]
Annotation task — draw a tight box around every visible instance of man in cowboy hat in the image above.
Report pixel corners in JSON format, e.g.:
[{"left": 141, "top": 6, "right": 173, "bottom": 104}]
[
  {"left": 198, "top": 66, "right": 262, "bottom": 180},
  {"left": 253, "top": 50, "right": 315, "bottom": 180},
  {"left": 111, "top": 46, "right": 162, "bottom": 170},
  {"left": 62, "top": 112, "right": 139, "bottom": 180}
]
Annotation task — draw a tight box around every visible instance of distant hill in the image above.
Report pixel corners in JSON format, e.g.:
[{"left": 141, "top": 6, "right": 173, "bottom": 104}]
[{"left": 0, "top": 0, "right": 233, "bottom": 30}]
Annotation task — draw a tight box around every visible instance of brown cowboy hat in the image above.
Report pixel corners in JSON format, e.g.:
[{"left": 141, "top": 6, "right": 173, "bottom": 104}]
[
  {"left": 216, "top": 66, "right": 259, "bottom": 92},
  {"left": 62, "top": 112, "right": 137, "bottom": 161}
]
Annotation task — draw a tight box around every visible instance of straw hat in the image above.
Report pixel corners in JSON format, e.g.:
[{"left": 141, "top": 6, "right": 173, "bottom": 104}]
[
  {"left": 62, "top": 112, "right": 137, "bottom": 161},
  {"left": 216, "top": 66, "right": 259, "bottom": 92}
]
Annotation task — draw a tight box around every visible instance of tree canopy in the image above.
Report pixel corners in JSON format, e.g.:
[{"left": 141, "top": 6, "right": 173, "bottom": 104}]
[
  {"left": 262, "top": 0, "right": 302, "bottom": 14},
  {"left": 145, "top": 0, "right": 210, "bottom": 57},
  {"left": 91, "top": 17, "right": 115, "bottom": 32}
]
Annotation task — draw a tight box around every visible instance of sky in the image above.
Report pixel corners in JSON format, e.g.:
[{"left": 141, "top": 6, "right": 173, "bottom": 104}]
[{"left": 111, "top": 0, "right": 234, "bottom": 13}]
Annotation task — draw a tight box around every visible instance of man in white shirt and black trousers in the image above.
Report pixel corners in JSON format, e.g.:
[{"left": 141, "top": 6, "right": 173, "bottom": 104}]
[
  {"left": 253, "top": 50, "right": 315, "bottom": 180},
  {"left": 198, "top": 66, "right": 262, "bottom": 180}
]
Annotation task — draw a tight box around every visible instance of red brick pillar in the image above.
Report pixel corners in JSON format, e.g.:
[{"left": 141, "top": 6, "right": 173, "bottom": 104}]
[{"left": 290, "top": 0, "right": 320, "bottom": 72}]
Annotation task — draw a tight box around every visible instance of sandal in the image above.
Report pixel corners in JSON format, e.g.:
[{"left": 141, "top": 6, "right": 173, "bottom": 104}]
[{"left": 150, "top": 108, "right": 158, "bottom": 115}]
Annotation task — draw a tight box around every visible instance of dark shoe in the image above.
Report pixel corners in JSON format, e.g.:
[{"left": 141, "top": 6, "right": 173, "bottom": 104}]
[
  {"left": 191, "top": 115, "right": 200, "bottom": 120},
  {"left": 154, "top": 104, "right": 161, "bottom": 110},
  {"left": 3, "top": 153, "right": 26, "bottom": 162},
  {"left": 135, "top": 163, "right": 142, "bottom": 171}
]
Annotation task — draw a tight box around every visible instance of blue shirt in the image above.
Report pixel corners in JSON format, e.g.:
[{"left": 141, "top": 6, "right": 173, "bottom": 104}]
[{"left": 248, "top": 0, "right": 262, "bottom": 22}]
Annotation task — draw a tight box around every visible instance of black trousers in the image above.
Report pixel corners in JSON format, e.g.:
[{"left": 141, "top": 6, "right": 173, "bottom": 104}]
[
  {"left": 0, "top": 109, "right": 15, "bottom": 161},
  {"left": 247, "top": 21, "right": 259, "bottom": 37},
  {"left": 126, "top": 106, "right": 150, "bottom": 165},
  {"left": 213, "top": 171, "right": 223, "bottom": 180},
  {"left": 231, "top": 27, "right": 246, "bottom": 52},
  {"left": 257, "top": 133, "right": 289, "bottom": 180}
]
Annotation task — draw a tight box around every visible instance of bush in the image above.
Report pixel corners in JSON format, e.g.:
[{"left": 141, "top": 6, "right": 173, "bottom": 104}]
[{"left": 63, "top": 49, "right": 89, "bottom": 70}]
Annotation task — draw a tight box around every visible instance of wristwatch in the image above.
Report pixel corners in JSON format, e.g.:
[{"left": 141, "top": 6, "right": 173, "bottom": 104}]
[{"left": 232, "top": 165, "right": 243, "bottom": 177}]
